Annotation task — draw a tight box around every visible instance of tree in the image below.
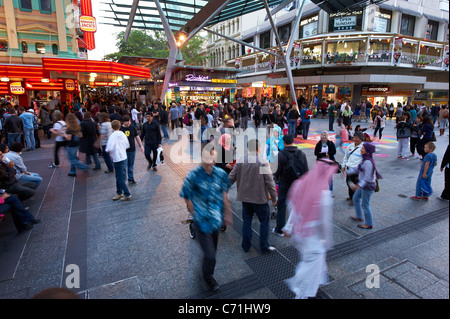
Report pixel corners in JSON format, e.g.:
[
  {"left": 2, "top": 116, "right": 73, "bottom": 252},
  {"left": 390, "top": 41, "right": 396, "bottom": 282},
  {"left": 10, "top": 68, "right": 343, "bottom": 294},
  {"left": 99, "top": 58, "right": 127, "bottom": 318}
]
[{"left": 103, "top": 29, "right": 210, "bottom": 66}]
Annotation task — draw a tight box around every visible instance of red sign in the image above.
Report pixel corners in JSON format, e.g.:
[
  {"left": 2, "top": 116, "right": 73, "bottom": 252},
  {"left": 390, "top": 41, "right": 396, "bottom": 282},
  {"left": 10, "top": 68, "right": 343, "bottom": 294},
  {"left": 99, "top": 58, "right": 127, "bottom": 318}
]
[{"left": 80, "top": 0, "right": 96, "bottom": 51}]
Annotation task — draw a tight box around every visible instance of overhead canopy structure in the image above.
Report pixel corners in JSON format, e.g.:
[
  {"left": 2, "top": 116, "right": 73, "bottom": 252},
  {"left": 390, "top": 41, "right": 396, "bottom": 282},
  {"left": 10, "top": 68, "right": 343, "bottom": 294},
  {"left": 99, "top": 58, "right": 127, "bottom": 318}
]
[
  {"left": 103, "top": 0, "right": 389, "bottom": 105},
  {"left": 309, "top": 0, "right": 388, "bottom": 14},
  {"left": 103, "top": 0, "right": 286, "bottom": 32}
]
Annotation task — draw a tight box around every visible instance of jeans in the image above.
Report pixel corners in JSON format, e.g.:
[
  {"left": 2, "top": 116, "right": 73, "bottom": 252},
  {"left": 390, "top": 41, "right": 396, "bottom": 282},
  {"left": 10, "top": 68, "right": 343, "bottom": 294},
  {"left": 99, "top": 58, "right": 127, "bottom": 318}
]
[
  {"left": 0, "top": 195, "right": 36, "bottom": 231},
  {"left": 352, "top": 188, "right": 374, "bottom": 226},
  {"left": 288, "top": 120, "right": 297, "bottom": 136},
  {"left": 161, "top": 124, "right": 169, "bottom": 139},
  {"left": 242, "top": 202, "right": 271, "bottom": 252},
  {"left": 197, "top": 228, "right": 219, "bottom": 278},
  {"left": 113, "top": 159, "right": 130, "bottom": 196},
  {"left": 241, "top": 116, "right": 249, "bottom": 130},
  {"left": 302, "top": 121, "right": 311, "bottom": 139},
  {"left": 275, "top": 182, "right": 290, "bottom": 233},
  {"left": 7, "top": 133, "right": 21, "bottom": 149},
  {"left": 415, "top": 173, "right": 433, "bottom": 197},
  {"left": 200, "top": 125, "right": 207, "bottom": 143},
  {"left": 23, "top": 127, "right": 35, "bottom": 150},
  {"left": 329, "top": 116, "right": 335, "bottom": 131},
  {"left": 54, "top": 140, "right": 67, "bottom": 166},
  {"left": 86, "top": 153, "right": 101, "bottom": 169},
  {"left": 18, "top": 173, "right": 43, "bottom": 188},
  {"left": 66, "top": 146, "right": 88, "bottom": 175},
  {"left": 126, "top": 151, "right": 136, "bottom": 181},
  {"left": 102, "top": 145, "right": 114, "bottom": 172}
]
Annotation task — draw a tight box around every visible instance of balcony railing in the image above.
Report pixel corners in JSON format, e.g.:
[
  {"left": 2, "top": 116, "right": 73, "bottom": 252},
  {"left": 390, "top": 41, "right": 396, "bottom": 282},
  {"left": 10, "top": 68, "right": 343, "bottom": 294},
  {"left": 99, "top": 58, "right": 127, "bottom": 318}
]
[{"left": 227, "top": 34, "right": 448, "bottom": 76}]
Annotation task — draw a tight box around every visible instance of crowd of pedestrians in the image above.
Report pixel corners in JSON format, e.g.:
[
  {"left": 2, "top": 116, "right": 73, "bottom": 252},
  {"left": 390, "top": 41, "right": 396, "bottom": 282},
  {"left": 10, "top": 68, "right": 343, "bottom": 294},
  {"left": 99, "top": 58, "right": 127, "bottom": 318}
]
[{"left": 0, "top": 92, "right": 448, "bottom": 299}]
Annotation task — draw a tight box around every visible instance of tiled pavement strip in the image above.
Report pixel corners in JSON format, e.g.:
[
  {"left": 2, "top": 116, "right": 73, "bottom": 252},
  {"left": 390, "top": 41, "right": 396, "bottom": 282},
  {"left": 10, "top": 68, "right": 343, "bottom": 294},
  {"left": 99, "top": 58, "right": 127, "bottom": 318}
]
[{"left": 0, "top": 117, "right": 448, "bottom": 299}]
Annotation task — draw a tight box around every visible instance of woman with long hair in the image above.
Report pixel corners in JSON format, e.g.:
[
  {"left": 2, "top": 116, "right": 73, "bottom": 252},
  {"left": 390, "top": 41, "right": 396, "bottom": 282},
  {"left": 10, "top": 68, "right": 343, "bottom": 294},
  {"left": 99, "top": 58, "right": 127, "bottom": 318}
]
[{"left": 62, "top": 113, "right": 88, "bottom": 177}]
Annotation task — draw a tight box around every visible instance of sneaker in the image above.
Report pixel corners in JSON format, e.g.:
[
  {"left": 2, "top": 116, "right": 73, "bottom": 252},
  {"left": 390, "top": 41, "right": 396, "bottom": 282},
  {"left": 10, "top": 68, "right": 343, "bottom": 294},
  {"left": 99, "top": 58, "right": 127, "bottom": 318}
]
[
  {"left": 128, "top": 180, "right": 137, "bottom": 185},
  {"left": 263, "top": 246, "right": 277, "bottom": 254},
  {"left": 105, "top": 170, "right": 114, "bottom": 174},
  {"left": 120, "top": 195, "right": 132, "bottom": 201},
  {"left": 421, "top": 196, "right": 429, "bottom": 201},
  {"left": 401, "top": 157, "right": 409, "bottom": 160},
  {"left": 409, "top": 154, "right": 415, "bottom": 157},
  {"left": 397, "top": 155, "right": 402, "bottom": 159},
  {"left": 437, "top": 196, "right": 449, "bottom": 201},
  {"left": 92, "top": 167, "right": 101, "bottom": 171},
  {"left": 153, "top": 166, "right": 158, "bottom": 171},
  {"left": 112, "top": 194, "right": 122, "bottom": 201},
  {"left": 49, "top": 163, "right": 59, "bottom": 168},
  {"left": 410, "top": 196, "right": 422, "bottom": 201},
  {"left": 271, "top": 227, "right": 284, "bottom": 237},
  {"left": 68, "top": 173, "right": 76, "bottom": 177}
]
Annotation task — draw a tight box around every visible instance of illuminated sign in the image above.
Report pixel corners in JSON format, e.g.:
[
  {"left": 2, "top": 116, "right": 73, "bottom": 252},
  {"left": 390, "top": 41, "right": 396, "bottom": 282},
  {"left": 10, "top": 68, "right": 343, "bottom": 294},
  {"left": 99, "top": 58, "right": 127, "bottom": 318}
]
[
  {"left": 80, "top": 0, "right": 95, "bottom": 50},
  {"left": 91, "top": 81, "right": 123, "bottom": 87},
  {"left": 79, "top": 15, "right": 97, "bottom": 33},
  {"left": 185, "top": 74, "right": 211, "bottom": 82},
  {"left": 65, "top": 79, "right": 76, "bottom": 91},
  {"left": 211, "top": 78, "right": 237, "bottom": 84},
  {"left": 10, "top": 82, "right": 25, "bottom": 95}
]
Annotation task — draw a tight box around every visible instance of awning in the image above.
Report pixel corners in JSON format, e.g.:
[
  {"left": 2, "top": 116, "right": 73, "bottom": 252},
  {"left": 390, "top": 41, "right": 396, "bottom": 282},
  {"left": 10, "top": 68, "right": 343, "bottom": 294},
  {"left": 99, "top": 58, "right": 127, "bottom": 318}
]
[
  {"left": 423, "top": 7, "right": 449, "bottom": 23},
  {"left": 309, "top": 0, "right": 389, "bottom": 13}
]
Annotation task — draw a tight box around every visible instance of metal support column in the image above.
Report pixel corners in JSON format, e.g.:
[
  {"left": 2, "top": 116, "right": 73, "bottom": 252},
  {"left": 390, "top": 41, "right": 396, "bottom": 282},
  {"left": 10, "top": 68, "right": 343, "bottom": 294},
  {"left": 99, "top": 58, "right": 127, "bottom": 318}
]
[{"left": 153, "top": 0, "right": 179, "bottom": 103}]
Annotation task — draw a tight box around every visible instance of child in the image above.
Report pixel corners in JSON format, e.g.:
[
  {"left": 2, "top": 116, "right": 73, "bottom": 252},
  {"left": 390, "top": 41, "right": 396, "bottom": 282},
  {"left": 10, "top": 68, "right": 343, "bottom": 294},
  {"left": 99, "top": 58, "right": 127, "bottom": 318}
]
[{"left": 411, "top": 142, "right": 438, "bottom": 200}]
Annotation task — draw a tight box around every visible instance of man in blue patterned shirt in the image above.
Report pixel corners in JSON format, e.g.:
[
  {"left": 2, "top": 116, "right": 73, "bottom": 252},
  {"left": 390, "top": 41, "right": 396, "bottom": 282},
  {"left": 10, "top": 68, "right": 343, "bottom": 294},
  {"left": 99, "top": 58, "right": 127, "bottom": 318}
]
[{"left": 180, "top": 149, "right": 231, "bottom": 292}]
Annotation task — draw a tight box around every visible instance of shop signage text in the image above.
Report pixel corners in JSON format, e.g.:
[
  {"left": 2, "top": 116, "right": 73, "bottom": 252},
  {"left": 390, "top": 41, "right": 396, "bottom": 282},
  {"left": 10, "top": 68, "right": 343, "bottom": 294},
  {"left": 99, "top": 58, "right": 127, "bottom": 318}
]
[
  {"left": 362, "top": 86, "right": 391, "bottom": 95},
  {"left": 185, "top": 74, "right": 211, "bottom": 82},
  {"left": 10, "top": 82, "right": 25, "bottom": 95},
  {"left": 91, "top": 81, "right": 123, "bottom": 87},
  {"left": 65, "top": 79, "right": 76, "bottom": 91},
  {"left": 79, "top": 15, "right": 97, "bottom": 33}
]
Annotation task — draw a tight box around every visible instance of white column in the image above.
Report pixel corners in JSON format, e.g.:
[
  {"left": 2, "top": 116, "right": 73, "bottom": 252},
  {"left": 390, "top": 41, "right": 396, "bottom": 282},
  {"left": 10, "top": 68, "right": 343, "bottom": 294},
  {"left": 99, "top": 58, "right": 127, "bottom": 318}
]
[{"left": 4, "top": 0, "right": 19, "bottom": 50}]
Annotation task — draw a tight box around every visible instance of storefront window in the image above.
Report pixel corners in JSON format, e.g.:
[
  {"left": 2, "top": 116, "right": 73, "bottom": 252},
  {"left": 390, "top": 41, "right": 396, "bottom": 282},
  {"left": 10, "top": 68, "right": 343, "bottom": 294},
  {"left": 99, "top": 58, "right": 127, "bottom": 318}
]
[
  {"left": 400, "top": 41, "right": 418, "bottom": 64},
  {"left": 242, "top": 37, "right": 254, "bottom": 55},
  {"left": 368, "top": 38, "right": 392, "bottom": 62},
  {"left": 419, "top": 44, "right": 443, "bottom": 67},
  {"left": 325, "top": 40, "right": 366, "bottom": 64},
  {"left": 0, "top": 41, "right": 8, "bottom": 52},
  {"left": 299, "top": 15, "right": 318, "bottom": 38},
  {"left": 40, "top": 0, "right": 52, "bottom": 13},
  {"left": 329, "top": 11, "right": 363, "bottom": 32},
  {"left": 301, "top": 43, "right": 322, "bottom": 65},
  {"left": 400, "top": 14, "right": 416, "bottom": 37},
  {"left": 21, "top": 42, "right": 28, "bottom": 53},
  {"left": 260, "top": 31, "right": 271, "bottom": 49},
  {"left": 52, "top": 44, "right": 59, "bottom": 55}
]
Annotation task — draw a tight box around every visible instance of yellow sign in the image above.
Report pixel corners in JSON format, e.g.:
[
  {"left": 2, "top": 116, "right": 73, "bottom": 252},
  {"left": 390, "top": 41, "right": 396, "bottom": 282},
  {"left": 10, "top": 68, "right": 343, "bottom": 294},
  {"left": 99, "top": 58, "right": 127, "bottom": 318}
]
[
  {"left": 211, "top": 79, "right": 237, "bottom": 84},
  {"left": 10, "top": 82, "right": 25, "bottom": 95},
  {"left": 79, "top": 15, "right": 97, "bottom": 33}
]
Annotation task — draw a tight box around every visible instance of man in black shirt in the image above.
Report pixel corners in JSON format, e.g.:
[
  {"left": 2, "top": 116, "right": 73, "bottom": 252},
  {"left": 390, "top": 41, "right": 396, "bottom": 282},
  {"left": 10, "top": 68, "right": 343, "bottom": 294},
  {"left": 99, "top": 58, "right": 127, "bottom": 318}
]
[
  {"left": 140, "top": 113, "right": 162, "bottom": 171},
  {"left": 121, "top": 115, "right": 144, "bottom": 184},
  {"left": 109, "top": 107, "right": 122, "bottom": 122}
]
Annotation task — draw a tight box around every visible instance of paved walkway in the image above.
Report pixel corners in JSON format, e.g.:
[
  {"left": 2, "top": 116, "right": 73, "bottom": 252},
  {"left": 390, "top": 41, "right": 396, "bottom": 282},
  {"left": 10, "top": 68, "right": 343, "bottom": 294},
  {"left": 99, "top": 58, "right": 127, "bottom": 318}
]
[{"left": 0, "top": 116, "right": 448, "bottom": 299}]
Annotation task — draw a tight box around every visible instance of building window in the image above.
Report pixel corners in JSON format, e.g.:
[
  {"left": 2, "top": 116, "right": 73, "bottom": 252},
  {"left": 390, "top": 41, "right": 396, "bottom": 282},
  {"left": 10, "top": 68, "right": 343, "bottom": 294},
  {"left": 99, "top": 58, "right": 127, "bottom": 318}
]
[
  {"left": 21, "top": 42, "right": 28, "bottom": 53},
  {"left": 36, "top": 43, "right": 46, "bottom": 54},
  {"left": 373, "top": 9, "right": 392, "bottom": 33},
  {"left": 0, "top": 41, "right": 8, "bottom": 52},
  {"left": 400, "top": 14, "right": 416, "bottom": 36},
  {"left": 260, "top": 31, "right": 271, "bottom": 49},
  {"left": 52, "top": 44, "right": 59, "bottom": 55},
  {"left": 40, "top": 0, "right": 52, "bottom": 13},
  {"left": 426, "top": 20, "right": 439, "bottom": 40},
  {"left": 20, "top": 0, "right": 32, "bottom": 11},
  {"left": 278, "top": 24, "right": 291, "bottom": 45},
  {"left": 242, "top": 37, "right": 254, "bottom": 55}
]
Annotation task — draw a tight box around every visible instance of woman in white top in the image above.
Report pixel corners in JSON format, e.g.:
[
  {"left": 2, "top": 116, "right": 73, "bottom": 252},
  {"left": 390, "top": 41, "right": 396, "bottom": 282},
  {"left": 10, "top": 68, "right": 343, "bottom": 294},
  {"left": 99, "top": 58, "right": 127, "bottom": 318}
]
[{"left": 98, "top": 112, "right": 114, "bottom": 173}]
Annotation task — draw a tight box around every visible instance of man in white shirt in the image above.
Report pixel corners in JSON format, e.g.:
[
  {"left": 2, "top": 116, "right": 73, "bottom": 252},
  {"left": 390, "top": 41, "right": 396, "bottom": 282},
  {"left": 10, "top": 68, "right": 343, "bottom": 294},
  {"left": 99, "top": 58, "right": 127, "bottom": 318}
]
[
  {"left": 106, "top": 120, "right": 131, "bottom": 201},
  {"left": 341, "top": 131, "right": 364, "bottom": 204}
]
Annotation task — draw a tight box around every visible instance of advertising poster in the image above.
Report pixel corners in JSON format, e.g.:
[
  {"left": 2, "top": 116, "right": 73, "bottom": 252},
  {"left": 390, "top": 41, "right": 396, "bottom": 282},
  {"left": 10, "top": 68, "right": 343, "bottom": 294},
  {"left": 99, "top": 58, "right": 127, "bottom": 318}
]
[{"left": 393, "top": 37, "right": 402, "bottom": 64}]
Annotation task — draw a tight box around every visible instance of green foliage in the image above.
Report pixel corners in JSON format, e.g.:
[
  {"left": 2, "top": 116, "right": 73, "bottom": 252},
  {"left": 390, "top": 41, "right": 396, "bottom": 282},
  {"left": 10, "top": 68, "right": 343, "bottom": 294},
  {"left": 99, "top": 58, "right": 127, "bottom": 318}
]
[{"left": 103, "top": 29, "right": 210, "bottom": 65}]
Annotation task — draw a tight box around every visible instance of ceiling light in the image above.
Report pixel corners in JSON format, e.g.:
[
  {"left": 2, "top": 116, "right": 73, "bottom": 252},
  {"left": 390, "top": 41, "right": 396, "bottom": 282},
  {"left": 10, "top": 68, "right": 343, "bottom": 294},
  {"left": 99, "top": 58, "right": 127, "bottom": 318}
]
[{"left": 1, "top": 77, "right": 9, "bottom": 82}]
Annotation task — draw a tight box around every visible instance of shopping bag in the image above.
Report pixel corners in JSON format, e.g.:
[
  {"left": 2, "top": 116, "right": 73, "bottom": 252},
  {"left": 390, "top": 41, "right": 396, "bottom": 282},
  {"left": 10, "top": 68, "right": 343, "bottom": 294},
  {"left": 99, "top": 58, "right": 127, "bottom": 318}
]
[{"left": 156, "top": 147, "right": 163, "bottom": 165}]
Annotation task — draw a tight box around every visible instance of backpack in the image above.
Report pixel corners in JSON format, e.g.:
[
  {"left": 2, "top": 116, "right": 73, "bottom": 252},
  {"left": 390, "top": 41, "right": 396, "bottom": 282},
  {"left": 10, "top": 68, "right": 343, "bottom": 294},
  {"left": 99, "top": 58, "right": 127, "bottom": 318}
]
[
  {"left": 305, "top": 109, "right": 313, "bottom": 120},
  {"left": 442, "top": 109, "right": 449, "bottom": 119},
  {"left": 183, "top": 114, "right": 191, "bottom": 125},
  {"left": 397, "top": 123, "right": 411, "bottom": 139},
  {"left": 284, "top": 149, "right": 308, "bottom": 183}
]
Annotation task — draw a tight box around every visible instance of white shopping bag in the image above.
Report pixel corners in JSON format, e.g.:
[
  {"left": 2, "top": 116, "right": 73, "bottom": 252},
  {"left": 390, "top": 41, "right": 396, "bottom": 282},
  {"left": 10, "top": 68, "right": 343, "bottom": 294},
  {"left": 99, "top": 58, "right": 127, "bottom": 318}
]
[{"left": 156, "top": 147, "right": 163, "bottom": 165}]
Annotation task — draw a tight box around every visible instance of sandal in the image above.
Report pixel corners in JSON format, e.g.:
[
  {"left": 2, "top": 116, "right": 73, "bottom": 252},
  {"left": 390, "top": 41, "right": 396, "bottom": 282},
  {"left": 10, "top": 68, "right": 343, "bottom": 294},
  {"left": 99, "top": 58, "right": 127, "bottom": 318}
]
[{"left": 357, "top": 224, "right": 373, "bottom": 229}]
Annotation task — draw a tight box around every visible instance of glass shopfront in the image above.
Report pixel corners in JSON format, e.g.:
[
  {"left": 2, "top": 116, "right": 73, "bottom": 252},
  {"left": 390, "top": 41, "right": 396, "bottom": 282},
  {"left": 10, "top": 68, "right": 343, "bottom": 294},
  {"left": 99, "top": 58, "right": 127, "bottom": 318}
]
[{"left": 325, "top": 40, "right": 366, "bottom": 64}]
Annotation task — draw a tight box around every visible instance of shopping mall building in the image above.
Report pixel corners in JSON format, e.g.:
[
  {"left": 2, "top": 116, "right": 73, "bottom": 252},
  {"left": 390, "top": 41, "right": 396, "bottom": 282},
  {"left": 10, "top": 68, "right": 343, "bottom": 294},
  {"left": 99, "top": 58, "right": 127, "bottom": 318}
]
[{"left": 207, "top": 0, "right": 450, "bottom": 107}]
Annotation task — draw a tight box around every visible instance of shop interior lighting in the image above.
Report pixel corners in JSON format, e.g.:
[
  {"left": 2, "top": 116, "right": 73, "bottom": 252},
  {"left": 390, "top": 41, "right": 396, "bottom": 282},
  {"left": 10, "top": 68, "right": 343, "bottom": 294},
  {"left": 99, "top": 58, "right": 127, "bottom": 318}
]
[
  {"left": 1, "top": 77, "right": 9, "bottom": 82},
  {"left": 41, "top": 78, "right": 50, "bottom": 83}
]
